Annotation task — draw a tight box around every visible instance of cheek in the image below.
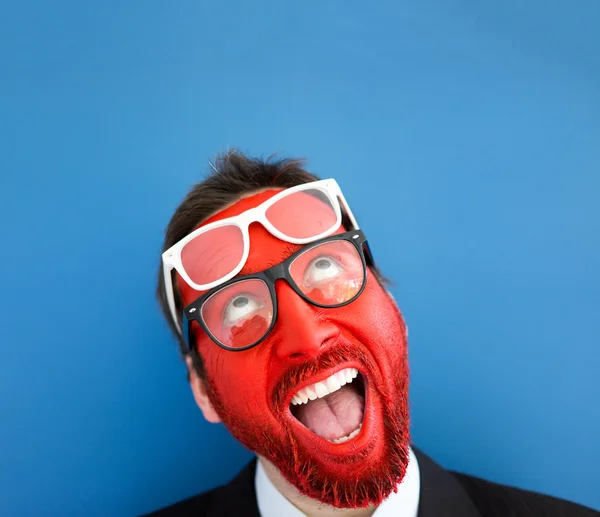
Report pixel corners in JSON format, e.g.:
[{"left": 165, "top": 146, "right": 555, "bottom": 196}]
[
  {"left": 199, "top": 338, "right": 275, "bottom": 419},
  {"left": 334, "top": 273, "right": 407, "bottom": 357}
]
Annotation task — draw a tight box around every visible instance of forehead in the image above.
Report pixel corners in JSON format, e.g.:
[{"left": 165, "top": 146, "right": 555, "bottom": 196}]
[
  {"left": 197, "top": 188, "right": 284, "bottom": 228},
  {"left": 195, "top": 186, "right": 338, "bottom": 231}
]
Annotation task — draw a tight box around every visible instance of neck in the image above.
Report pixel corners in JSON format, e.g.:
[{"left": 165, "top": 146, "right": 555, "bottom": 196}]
[{"left": 257, "top": 456, "right": 377, "bottom": 517}]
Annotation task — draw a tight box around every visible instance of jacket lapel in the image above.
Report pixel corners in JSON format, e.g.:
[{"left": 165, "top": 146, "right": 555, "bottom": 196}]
[{"left": 414, "top": 448, "right": 481, "bottom": 517}]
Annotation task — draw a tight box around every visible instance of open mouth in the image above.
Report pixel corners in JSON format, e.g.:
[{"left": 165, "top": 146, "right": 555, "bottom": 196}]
[{"left": 289, "top": 368, "right": 366, "bottom": 444}]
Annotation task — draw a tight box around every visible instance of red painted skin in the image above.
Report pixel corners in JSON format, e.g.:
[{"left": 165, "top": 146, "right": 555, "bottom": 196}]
[{"left": 177, "top": 189, "right": 411, "bottom": 508}]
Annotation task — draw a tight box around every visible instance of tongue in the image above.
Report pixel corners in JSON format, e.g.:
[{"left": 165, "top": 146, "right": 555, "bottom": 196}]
[{"left": 294, "top": 384, "right": 365, "bottom": 441}]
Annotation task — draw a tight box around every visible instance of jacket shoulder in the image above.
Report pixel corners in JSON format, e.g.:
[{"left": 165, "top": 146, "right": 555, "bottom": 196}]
[
  {"left": 452, "top": 472, "right": 599, "bottom": 516},
  {"left": 139, "top": 488, "right": 216, "bottom": 517},
  {"left": 139, "top": 459, "right": 260, "bottom": 517}
]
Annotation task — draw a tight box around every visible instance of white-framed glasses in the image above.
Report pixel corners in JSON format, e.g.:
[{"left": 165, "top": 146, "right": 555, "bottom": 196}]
[{"left": 162, "top": 178, "right": 360, "bottom": 333}]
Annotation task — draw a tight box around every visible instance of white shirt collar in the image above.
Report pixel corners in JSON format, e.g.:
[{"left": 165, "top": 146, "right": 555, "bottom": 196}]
[{"left": 255, "top": 447, "right": 420, "bottom": 517}]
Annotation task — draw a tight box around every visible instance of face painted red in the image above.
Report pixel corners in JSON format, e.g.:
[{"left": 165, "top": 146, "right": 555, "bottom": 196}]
[{"left": 177, "top": 189, "right": 411, "bottom": 508}]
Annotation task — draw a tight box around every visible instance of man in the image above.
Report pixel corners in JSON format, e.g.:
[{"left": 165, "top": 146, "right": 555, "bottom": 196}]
[{"left": 146, "top": 151, "right": 597, "bottom": 516}]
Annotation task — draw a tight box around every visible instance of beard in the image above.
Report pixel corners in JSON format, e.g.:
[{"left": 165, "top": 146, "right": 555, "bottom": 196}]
[{"left": 203, "top": 339, "right": 411, "bottom": 509}]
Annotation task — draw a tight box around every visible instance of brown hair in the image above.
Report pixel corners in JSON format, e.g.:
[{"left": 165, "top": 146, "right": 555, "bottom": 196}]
[{"left": 156, "top": 150, "right": 386, "bottom": 374}]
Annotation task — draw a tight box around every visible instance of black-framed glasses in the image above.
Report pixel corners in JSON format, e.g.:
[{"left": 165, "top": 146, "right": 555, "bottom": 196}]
[{"left": 182, "top": 230, "right": 372, "bottom": 352}]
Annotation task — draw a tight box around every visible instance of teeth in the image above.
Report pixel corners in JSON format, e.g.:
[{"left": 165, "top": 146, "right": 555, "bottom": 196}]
[
  {"left": 330, "top": 424, "right": 362, "bottom": 444},
  {"left": 314, "top": 382, "right": 328, "bottom": 398},
  {"left": 327, "top": 375, "right": 341, "bottom": 392},
  {"left": 291, "top": 368, "right": 359, "bottom": 406},
  {"left": 306, "top": 386, "right": 318, "bottom": 401}
]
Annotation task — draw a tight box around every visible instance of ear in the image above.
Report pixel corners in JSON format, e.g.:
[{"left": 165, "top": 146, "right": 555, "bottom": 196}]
[{"left": 185, "top": 356, "right": 221, "bottom": 424}]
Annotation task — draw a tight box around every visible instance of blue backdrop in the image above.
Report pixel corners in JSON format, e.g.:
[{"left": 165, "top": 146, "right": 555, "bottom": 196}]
[{"left": 1, "top": 1, "right": 599, "bottom": 515}]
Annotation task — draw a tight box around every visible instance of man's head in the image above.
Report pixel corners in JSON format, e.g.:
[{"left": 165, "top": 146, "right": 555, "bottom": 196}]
[{"left": 157, "top": 151, "right": 410, "bottom": 508}]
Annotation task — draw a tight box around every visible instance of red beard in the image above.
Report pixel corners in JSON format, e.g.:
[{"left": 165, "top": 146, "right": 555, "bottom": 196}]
[{"left": 203, "top": 340, "right": 411, "bottom": 508}]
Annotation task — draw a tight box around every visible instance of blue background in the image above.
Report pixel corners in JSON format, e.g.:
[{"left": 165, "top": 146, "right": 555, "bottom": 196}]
[{"left": 1, "top": 1, "right": 599, "bottom": 515}]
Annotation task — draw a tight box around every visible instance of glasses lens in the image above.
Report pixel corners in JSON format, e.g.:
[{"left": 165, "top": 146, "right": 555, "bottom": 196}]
[
  {"left": 265, "top": 188, "right": 339, "bottom": 239},
  {"left": 201, "top": 279, "right": 274, "bottom": 349},
  {"left": 289, "top": 239, "right": 364, "bottom": 306},
  {"left": 181, "top": 225, "right": 244, "bottom": 286}
]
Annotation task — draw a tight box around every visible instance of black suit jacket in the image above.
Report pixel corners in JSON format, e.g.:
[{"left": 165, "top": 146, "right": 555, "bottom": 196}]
[{"left": 143, "top": 448, "right": 598, "bottom": 516}]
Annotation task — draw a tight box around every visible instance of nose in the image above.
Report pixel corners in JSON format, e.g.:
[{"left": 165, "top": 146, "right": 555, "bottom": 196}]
[{"left": 272, "top": 281, "right": 339, "bottom": 362}]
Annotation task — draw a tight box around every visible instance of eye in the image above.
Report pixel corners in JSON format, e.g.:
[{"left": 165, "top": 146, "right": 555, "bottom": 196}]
[
  {"left": 223, "top": 294, "right": 263, "bottom": 325},
  {"left": 303, "top": 255, "right": 342, "bottom": 286}
]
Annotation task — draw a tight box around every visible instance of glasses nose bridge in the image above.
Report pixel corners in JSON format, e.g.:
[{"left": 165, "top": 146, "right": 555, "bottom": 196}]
[
  {"left": 246, "top": 204, "right": 273, "bottom": 226},
  {"left": 243, "top": 206, "right": 278, "bottom": 238},
  {"left": 264, "top": 262, "right": 293, "bottom": 287}
]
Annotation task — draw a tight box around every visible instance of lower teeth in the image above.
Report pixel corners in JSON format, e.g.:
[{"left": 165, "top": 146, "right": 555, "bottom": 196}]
[{"left": 329, "top": 424, "right": 362, "bottom": 444}]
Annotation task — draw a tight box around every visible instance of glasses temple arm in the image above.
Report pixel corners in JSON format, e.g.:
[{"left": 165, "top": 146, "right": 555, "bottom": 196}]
[
  {"left": 336, "top": 190, "right": 360, "bottom": 230},
  {"left": 163, "top": 264, "right": 182, "bottom": 335}
]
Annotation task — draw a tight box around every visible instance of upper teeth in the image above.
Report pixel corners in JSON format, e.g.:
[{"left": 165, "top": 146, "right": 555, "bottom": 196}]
[{"left": 291, "top": 368, "right": 359, "bottom": 405}]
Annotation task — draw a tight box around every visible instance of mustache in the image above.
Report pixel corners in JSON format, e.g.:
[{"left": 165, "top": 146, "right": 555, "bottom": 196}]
[{"left": 271, "top": 339, "right": 375, "bottom": 411}]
